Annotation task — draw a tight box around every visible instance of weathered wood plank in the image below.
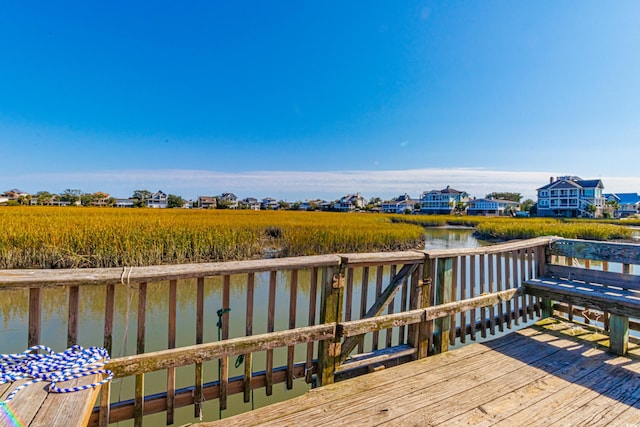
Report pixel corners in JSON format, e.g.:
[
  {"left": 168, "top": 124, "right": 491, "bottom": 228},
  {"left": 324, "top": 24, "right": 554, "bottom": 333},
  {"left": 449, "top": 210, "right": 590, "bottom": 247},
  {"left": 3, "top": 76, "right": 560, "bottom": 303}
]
[
  {"left": 28, "top": 287, "right": 41, "bottom": 347},
  {"left": 166, "top": 279, "right": 177, "bottom": 424},
  {"left": 0, "top": 254, "right": 343, "bottom": 288},
  {"left": 103, "top": 283, "right": 115, "bottom": 355},
  {"left": 67, "top": 285, "right": 79, "bottom": 347},
  {"left": 525, "top": 277, "right": 640, "bottom": 319},
  {"left": 286, "top": 269, "right": 297, "bottom": 390},
  {"left": 106, "top": 324, "right": 335, "bottom": 377},
  {"left": 546, "top": 264, "right": 640, "bottom": 290},
  {"left": 265, "top": 271, "right": 276, "bottom": 395},
  {"left": 421, "top": 236, "right": 554, "bottom": 259},
  {"left": 549, "top": 238, "right": 640, "bottom": 265}
]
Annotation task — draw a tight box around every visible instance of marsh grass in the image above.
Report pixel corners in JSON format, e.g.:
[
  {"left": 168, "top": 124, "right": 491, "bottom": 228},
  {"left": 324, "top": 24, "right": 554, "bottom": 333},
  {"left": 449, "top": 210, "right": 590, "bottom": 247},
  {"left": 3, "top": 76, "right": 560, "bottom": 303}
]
[{"left": 0, "top": 207, "right": 425, "bottom": 268}]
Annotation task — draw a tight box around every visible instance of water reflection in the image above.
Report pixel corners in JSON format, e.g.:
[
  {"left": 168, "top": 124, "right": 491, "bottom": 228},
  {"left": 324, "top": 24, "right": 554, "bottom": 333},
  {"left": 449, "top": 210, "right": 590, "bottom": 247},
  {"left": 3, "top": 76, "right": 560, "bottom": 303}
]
[{"left": 423, "top": 226, "right": 492, "bottom": 250}]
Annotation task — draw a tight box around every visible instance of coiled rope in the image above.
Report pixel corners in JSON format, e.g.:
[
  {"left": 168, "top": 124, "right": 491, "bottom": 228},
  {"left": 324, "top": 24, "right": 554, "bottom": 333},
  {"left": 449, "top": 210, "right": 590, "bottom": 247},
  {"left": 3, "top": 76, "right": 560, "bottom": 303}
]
[{"left": 0, "top": 345, "right": 113, "bottom": 403}]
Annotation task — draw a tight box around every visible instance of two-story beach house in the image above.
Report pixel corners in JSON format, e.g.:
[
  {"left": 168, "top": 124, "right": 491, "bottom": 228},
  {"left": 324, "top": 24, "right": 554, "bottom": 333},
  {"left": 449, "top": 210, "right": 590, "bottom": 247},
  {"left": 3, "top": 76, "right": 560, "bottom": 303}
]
[
  {"left": 219, "top": 193, "right": 239, "bottom": 209},
  {"left": 381, "top": 194, "right": 418, "bottom": 214},
  {"left": 536, "top": 176, "right": 605, "bottom": 218},
  {"left": 334, "top": 193, "right": 367, "bottom": 212},
  {"left": 467, "top": 197, "right": 520, "bottom": 216},
  {"left": 420, "top": 186, "right": 470, "bottom": 215},
  {"left": 239, "top": 197, "right": 261, "bottom": 210},
  {"left": 147, "top": 191, "right": 168, "bottom": 208},
  {"left": 197, "top": 196, "right": 217, "bottom": 209}
]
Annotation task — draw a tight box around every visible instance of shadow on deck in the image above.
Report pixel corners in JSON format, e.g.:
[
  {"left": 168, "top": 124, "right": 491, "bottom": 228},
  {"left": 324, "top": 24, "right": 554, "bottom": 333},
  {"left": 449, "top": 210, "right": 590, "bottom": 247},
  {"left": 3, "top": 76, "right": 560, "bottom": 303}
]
[{"left": 190, "top": 319, "right": 640, "bottom": 426}]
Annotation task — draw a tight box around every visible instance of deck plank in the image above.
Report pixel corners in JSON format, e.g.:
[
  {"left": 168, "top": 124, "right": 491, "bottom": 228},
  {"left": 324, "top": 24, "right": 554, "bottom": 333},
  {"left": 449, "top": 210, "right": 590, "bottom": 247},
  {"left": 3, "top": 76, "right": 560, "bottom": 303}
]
[{"left": 188, "top": 322, "right": 640, "bottom": 427}]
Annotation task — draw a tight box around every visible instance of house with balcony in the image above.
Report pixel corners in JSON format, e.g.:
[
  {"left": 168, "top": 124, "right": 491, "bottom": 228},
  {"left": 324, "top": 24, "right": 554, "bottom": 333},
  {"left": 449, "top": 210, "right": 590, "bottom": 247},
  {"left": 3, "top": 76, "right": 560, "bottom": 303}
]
[
  {"left": 467, "top": 197, "right": 520, "bottom": 216},
  {"left": 604, "top": 193, "right": 640, "bottom": 218},
  {"left": 261, "top": 197, "right": 279, "bottom": 210},
  {"left": 147, "top": 191, "right": 168, "bottom": 208},
  {"left": 381, "top": 194, "right": 418, "bottom": 214},
  {"left": 536, "top": 176, "right": 605, "bottom": 218},
  {"left": 420, "top": 186, "right": 470, "bottom": 215},
  {"left": 219, "top": 193, "right": 239, "bottom": 209},
  {"left": 334, "top": 193, "right": 367, "bottom": 212},
  {"left": 239, "top": 197, "right": 261, "bottom": 210},
  {"left": 197, "top": 196, "right": 217, "bottom": 209}
]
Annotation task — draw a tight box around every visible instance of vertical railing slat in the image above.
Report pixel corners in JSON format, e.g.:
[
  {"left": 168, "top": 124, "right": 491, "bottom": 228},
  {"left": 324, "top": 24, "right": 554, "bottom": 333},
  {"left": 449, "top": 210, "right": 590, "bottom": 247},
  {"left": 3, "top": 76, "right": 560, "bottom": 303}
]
[
  {"left": 449, "top": 258, "right": 458, "bottom": 346},
  {"left": 104, "top": 284, "right": 115, "bottom": 355},
  {"left": 488, "top": 254, "right": 496, "bottom": 335},
  {"left": 357, "top": 267, "right": 369, "bottom": 354},
  {"left": 28, "top": 287, "right": 41, "bottom": 347},
  {"left": 434, "top": 257, "right": 453, "bottom": 354},
  {"left": 371, "top": 266, "right": 383, "bottom": 351},
  {"left": 399, "top": 266, "right": 409, "bottom": 345},
  {"left": 134, "top": 373, "right": 144, "bottom": 427},
  {"left": 194, "top": 277, "right": 204, "bottom": 418},
  {"left": 266, "top": 270, "right": 276, "bottom": 395},
  {"left": 460, "top": 256, "right": 467, "bottom": 344},
  {"left": 244, "top": 273, "right": 255, "bottom": 401},
  {"left": 497, "top": 254, "right": 505, "bottom": 332},
  {"left": 98, "top": 379, "right": 111, "bottom": 427},
  {"left": 220, "top": 356, "right": 229, "bottom": 410},
  {"left": 305, "top": 268, "right": 318, "bottom": 384},
  {"left": 505, "top": 251, "right": 512, "bottom": 329},
  {"left": 286, "top": 269, "right": 298, "bottom": 390},
  {"left": 67, "top": 285, "right": 79, "bottom": 347},
  {"left": 136, "top": 282, "right": 147, "bottom": 355},
  {"left": 470, "top": 254, "right": 477, "bottom": 341},
  {"left": 386, "top": 265, "right": 397, "bottom": 348},
  {"left": 479, "top": 254, "right": 487, "bottom": 338},
  {"left": 166, "top": 279, "right": 177, "bottom": 425}
]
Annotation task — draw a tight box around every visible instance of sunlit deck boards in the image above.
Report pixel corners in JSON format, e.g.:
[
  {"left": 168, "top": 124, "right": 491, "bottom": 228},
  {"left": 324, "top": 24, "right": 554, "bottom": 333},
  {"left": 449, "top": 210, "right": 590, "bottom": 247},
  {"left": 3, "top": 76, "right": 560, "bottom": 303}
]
[
  {"left": 0, "top": 375, "right": 101, "bottom": 427},
  {"left": 192, "top": 321, "right": 640, "bottom": 427}
]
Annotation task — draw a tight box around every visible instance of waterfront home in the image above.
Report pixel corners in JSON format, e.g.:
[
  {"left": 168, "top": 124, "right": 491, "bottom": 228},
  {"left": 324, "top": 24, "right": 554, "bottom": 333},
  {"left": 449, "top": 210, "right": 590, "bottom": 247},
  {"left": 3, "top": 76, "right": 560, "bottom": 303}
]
[
  {"left": 605, "top": 192, "right": 640, "bottom": 218},
  {"left": 197, "top": 196, "right": 217, "bottom": 209},
  {"left": 239, "top": 197, "right": 261, "bottom": 210},
  {"left": 536, "top": 176, "right": 605, "bottom": 218},
  {"left": 261, "top": 197, "right": 279, "bottom": 210},
  {"left": 420, "top": 185, "right": 470, "bottom": 215},
  {"left": 381, "top": 193, "right": 418, "bottom": 214},
  {"left": 220, "top": 192, "right": 239, "bottom": 209},
  {"left": 334, "top": 193, "right": 367, "bottom": 212},
  {"left": 115, "top": 198, "right": 135, "bottom": 208},
  {"left": 467, "top": 197, "right": 520, "bottom": 216},
  {"left": 147, "top": 191, "right": 168, "bottom": 208}
]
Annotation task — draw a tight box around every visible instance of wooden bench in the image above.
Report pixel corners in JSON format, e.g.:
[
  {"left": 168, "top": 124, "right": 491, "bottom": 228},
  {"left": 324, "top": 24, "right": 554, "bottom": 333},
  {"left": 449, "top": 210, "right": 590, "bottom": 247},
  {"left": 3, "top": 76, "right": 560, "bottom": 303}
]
[{"left": 524, "top": 238, "right": 640, "bottom": 355}]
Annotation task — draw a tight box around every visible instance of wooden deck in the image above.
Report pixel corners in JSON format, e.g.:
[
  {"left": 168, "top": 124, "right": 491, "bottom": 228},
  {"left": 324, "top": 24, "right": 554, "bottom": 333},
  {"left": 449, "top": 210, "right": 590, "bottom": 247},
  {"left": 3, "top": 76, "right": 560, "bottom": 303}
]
[
  {"left": 0, "top": 374, "right": 102, "bottom": 426},
  {"left": 191, "top": 320, "right": 640, "bottom": 427}
]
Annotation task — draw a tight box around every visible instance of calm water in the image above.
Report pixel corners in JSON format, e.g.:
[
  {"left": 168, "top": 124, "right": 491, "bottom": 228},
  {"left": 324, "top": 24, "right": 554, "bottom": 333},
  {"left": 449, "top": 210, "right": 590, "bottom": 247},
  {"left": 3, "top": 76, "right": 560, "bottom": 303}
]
[{"left": 0, "top": 227, "right": 490, "bottom": 424}]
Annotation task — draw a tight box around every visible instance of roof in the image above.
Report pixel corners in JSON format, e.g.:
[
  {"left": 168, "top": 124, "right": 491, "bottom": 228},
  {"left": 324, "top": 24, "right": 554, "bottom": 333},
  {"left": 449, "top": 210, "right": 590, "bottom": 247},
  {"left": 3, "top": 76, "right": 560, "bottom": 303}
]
[{"left": 537, "top": 177, "right": 604, "bottom": 191}]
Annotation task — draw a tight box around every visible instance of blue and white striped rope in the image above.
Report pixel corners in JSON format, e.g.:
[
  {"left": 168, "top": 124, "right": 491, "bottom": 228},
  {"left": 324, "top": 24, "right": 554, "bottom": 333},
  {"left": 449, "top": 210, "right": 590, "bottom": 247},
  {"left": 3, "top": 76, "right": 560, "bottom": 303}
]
[{"left": 0, "top": 345, "right": 113, "bottom": 403}]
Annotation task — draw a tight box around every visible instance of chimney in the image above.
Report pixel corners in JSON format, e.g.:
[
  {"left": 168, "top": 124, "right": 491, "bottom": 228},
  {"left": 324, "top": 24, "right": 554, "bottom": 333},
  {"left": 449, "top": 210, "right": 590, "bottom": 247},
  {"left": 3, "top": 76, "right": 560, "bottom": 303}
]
[{"left": 550, "top": 176, "right": 554, "bottom": 184}]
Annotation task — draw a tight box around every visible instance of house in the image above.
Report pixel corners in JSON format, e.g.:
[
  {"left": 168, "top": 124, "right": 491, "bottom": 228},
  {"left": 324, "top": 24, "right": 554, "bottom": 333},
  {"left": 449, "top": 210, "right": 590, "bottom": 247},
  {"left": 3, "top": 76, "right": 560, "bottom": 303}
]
[
  {"left": 147, "top": 191, "right": 168, "bottom": 208},
  {"left": 261, "top": 197, "right": 279, "bottom": 210},
  {"left": 604, "top": 193, "right": 640, "bottom": 218},
  {"left": 382, "top": 194, "right": 418, "bottom": 214},
  {"left": 334, "top": 193, "right": 367, "bottom": 212},
  {"left": 536, "top": 176, "right": 605, "bottom": 218},
  {"left": 0, "top": 196, "right": 8, "bottom": 205},
  {"left": 420, "top": 186, "right": 470, "bottom": 215},
  {"left": 239, "top": 197, "right": 261, "bottom": 210},
  {"left": 219, "top": 193, "right": 238, "bottom": 209},
  {"left": 2, "top": 188, "right": 30, "bottom": 202},
  {"left": 197, "top": 196, "right": 217, "bottom": 209},
  {"left": 467, "top": 198, "right": 520, "bottom": 216},
  {"left": 115, "top": 198, "right": 135, "bottom": 208}
]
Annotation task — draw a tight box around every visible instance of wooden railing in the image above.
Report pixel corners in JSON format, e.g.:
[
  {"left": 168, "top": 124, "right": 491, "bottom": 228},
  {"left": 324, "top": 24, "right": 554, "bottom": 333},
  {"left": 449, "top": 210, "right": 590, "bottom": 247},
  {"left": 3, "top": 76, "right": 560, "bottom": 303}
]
[{"left": 0, "top": 237, "right": 554, "bottom": 426}]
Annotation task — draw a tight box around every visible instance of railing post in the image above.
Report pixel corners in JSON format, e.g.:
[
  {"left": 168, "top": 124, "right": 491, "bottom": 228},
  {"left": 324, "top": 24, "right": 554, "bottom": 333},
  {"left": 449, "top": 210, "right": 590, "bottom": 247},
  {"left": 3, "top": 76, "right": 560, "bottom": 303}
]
[
  {"left": 537, "top": 245, "right": 553, "bottom": 318},
  {"left": 317, "top": 264, "right": 344, "bottom": 386},
  {"left": 434, "top": 257, "right": 453, "bottom": 354},
  {"left": 609, "top": 314, "right": 629, "bottom": 355},
  {"left": 407, "top": 262, "right": 424, "bottom": 358}
]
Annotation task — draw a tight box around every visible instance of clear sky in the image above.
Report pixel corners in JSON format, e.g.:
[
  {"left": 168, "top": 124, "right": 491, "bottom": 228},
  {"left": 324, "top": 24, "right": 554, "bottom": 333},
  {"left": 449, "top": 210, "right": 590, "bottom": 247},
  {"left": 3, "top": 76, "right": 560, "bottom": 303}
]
[{"left": 1, "top": 1, "right": 639, "bottom": 202}]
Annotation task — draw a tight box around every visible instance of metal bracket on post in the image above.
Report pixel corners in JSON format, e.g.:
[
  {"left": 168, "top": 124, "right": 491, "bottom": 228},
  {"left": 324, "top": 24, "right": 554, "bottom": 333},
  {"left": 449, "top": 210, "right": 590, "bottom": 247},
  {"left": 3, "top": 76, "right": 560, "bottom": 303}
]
[{"left": 332, "top": 273, "right": 344, "bottom": 289}]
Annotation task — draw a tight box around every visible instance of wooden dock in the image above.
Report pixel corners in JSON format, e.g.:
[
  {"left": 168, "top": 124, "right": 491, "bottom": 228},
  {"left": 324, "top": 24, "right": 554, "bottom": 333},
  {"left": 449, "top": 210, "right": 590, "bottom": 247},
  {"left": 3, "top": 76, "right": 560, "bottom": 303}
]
[
  {"left": 192, "top": 320, "right": 640, "bottom": 426},
  {"left": 0, "top": 373, "right": 102, "bottom": 427}
]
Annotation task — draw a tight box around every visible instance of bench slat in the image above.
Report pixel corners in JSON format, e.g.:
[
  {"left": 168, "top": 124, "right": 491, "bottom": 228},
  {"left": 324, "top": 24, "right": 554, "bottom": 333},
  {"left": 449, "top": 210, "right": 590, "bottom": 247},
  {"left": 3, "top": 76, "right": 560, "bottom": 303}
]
[
  {"left": 524, "top": 277, "right": 640, "bottom": 319},
  {"left": 546, "top": 265, "right": 640, "bottom": 291}
]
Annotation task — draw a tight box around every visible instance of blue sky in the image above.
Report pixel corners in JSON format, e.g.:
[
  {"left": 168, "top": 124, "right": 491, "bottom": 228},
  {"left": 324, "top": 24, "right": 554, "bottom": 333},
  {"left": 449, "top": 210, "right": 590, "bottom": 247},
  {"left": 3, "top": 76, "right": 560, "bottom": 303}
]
[{"left": 1, "top": 1, "right": 639, "bottom": 201}]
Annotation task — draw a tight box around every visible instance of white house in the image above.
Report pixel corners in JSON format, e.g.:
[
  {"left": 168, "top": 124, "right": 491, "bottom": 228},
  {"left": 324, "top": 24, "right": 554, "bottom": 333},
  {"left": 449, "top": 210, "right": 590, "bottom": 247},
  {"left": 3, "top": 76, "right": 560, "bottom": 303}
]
[
  {"left": 420, "top": 186, "right": 470, "bottom": 215},
  {"left": 147, "top": 191, "right": 168, "bottom": 208},
  {"left": 115, "top": 198, "right": 135, "bottom": 208},
  {"left": 219, "top": 193, "right": 239, "bottom": 209},
  {"left": 334, "top": 193, "right": 367, "bottom": 212},
  {"left": 537, "top": 176, "right": 605, "bottom": 218},
  {"left": 382, "top": 194, "right": 418, "bottom": 214},
  {"left": 467, "top": 198, "right": 520, "bottom": 216},
  {"left": 240, "top": 197, "right": 261, "bottom": 210},
  {"left": 261, "top": 197, "right": 279, "bottom": 210}
]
